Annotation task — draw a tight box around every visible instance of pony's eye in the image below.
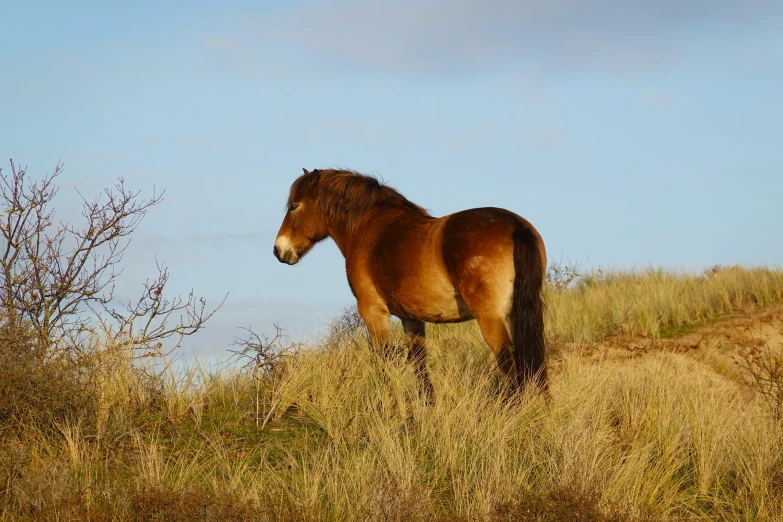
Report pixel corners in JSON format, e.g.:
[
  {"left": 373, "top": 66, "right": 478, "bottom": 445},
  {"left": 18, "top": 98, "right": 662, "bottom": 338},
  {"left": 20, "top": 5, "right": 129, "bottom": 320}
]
[{"left": 288, "top": 204, "right": 299, "bottom": 212}]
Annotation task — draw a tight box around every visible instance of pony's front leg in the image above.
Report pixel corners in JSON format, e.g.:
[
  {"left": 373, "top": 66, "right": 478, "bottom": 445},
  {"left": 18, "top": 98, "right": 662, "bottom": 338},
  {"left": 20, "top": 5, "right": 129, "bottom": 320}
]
[
  {"left": 401, "top": 318, "right": 434, "bottom": 403},
  {"left": 357, "top": 302, "right": 392, "bottom": 357}
]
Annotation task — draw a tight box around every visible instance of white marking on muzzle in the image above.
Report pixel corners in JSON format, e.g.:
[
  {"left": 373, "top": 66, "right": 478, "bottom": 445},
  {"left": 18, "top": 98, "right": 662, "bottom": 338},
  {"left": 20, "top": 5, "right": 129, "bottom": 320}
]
[
  {"left": 274, "top": 235, "right": 299, "bottom": 264},
  {"left": 274, "top": 235, "right": 293, "bottom": 253}
]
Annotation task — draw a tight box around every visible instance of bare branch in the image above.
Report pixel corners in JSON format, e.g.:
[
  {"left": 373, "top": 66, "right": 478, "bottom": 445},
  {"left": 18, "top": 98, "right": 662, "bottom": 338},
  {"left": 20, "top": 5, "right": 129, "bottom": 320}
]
[
  {"left": 1, "top": 159, "right": 223, "bottom": 358},
  {"left": 733, "top": 332, "right": 783, "bottom": 420},
  {"left": 228, "top": 323, "right": 299, "bottom": 380},
  {"left": 546, "top": 254, "right": 582, "bottom": 292},
  {"left": 106, "top": 259, "right": 227, "bottom": 355}
]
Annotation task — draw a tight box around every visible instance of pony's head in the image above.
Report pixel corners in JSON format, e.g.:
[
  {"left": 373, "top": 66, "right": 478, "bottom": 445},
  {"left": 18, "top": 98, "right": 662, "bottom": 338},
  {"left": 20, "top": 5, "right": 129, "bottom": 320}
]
[{"left": 273, "top": 168, "right": 329, "bottom": 265}]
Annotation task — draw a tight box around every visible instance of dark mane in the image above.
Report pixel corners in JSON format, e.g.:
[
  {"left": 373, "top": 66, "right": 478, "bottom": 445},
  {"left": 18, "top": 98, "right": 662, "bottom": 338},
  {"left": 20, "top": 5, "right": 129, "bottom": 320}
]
[{"left": 307, "top": 169, "right": 429, "bottom": 232}]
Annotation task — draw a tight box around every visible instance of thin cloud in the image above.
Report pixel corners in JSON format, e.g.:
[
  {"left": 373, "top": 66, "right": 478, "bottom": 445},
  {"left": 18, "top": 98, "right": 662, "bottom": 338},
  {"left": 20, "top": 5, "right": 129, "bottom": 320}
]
[{"left": 203, "top": 0, "right": 782, "bottom": 78}]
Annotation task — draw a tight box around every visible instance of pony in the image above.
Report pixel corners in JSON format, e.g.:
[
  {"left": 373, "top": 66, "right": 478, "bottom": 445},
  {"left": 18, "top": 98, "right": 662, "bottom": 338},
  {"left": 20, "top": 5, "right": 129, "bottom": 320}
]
[{"left": 273, "top": 168, "right": 548, "bottom": 399}]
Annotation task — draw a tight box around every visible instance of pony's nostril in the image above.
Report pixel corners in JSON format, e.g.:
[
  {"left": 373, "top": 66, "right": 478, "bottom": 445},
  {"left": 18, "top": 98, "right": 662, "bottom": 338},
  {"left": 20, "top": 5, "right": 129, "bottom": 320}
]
[{"left": 273, "top": 246, "right": 280, "bottom": 259}]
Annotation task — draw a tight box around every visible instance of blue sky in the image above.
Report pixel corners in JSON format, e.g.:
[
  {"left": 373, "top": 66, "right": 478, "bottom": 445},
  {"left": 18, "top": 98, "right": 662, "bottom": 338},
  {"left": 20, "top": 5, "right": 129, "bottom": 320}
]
[{"left": 2, "top": 1, "right": 782, "bottom": 357}]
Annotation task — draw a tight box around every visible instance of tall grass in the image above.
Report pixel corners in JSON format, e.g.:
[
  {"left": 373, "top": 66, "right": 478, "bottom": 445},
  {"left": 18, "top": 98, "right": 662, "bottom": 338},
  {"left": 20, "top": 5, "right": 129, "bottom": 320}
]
[
  {"left": 546, "top": 266, "right": 783, "bottom": 342},
  {"left": 1, "top": 266, "right": 782, "bottom": 521}
]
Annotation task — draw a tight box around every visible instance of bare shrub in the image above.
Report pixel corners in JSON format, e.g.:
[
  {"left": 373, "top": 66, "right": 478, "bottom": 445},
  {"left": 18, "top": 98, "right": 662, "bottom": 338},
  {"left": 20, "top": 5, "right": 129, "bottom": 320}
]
[
  {"left": 229, "top": 324, "right": 300, "bottom": 428},
  {"left": 0, "top": 160, "right": 225, "bottom": 355},
  {"left": 734, "top": 334, "right": 783, "bottom": 420},
  {"left": 325, "top": 304, "right": 365, "bottom": 348},
  {"left": 105, "top": 260, "right": 226, "bottom": 356},
  {"left": 546, "top": 256, "right": 582, "bottom": 292}
]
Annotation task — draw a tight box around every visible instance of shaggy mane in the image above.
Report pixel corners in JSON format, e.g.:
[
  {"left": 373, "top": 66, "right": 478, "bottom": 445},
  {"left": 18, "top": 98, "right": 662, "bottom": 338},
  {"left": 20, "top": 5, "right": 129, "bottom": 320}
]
[{"left": 293, "top": 169, "right": 430, "bottom": 233}]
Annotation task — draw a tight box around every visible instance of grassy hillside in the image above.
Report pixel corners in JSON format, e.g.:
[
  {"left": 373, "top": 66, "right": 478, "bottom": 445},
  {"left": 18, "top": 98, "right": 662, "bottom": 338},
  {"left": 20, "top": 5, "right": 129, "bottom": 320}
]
[
  {"left": 1, "top": 266, "right": 782, "bottom": 521},
  {"left": 546, "top": 265, "right": 783, "bottom": 341}
]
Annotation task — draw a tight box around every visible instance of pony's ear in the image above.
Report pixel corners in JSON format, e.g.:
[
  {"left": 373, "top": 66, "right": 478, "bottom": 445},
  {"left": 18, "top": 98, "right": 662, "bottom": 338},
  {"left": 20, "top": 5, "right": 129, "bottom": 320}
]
[{"left": 298, "top": 168, "right": 320, "bottom": 191}]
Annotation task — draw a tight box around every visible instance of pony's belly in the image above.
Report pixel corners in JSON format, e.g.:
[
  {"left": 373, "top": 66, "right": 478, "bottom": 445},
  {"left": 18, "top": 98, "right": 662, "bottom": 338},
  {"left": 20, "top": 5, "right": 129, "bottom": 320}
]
[
  {"left": 423, "top": 295, "right": 475, "bottom": 323},
  {"left": 389, "top": 291, "right": 474, "bottom": 324}
]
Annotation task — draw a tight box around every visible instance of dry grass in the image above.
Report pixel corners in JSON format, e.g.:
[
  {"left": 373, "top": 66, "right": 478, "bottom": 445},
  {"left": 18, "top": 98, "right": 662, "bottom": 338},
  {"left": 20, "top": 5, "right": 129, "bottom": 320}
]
[
  {"left": 546, "top": 265, "right": 783, "bottom": 342},
  {"left": 2, "top": 266, "right": 783, "bottom": 521}
]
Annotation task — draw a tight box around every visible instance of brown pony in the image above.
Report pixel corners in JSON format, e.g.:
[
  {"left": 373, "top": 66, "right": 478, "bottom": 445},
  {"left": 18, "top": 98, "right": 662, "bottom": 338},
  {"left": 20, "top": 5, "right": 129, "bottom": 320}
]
[{"left": 273, "top": 168, "right": 548, "bottom": 398}]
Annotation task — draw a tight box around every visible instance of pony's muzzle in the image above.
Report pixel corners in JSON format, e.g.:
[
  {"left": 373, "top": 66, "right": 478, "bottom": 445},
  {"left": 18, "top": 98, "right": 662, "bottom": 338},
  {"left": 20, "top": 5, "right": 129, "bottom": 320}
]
[{"left": 273, "top": 243, "right": 299, "bottom": 265}]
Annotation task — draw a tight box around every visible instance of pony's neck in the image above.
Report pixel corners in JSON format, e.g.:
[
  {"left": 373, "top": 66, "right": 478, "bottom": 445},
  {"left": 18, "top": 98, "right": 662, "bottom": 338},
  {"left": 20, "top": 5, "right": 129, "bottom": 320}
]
[
  {"left": 327, "top": 225, "right": 352, "bottom": 257},
  {"left": 321, "top": 199, "right": 390, "bottom": 257},
  {"left": 322, "top": 207, "right": 369, "bottom": 257}
]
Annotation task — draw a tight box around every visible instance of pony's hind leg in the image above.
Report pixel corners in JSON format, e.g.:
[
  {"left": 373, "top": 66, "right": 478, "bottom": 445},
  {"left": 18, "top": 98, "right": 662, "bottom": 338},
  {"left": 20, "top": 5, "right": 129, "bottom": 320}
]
[
  {"left": 401, "top": 318, "right": 434, "bottom": 403},
  {"left": 475, "top": 315, "right": 517, "bottom": 393}
]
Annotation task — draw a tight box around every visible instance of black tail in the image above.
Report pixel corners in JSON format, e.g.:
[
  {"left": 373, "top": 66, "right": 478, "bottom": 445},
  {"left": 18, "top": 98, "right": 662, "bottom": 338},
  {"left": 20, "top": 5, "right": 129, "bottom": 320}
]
[{"left": 511, "top": 227, "right": 548, "bottom": 394}]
